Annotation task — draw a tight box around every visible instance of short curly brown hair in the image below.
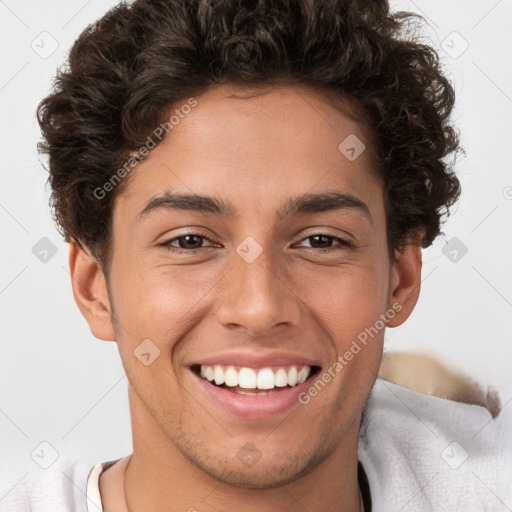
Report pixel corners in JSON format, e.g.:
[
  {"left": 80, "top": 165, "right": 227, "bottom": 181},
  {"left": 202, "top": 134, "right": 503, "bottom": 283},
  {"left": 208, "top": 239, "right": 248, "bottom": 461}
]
[{"left": 37, "top": 0, "right": 461, "bottom": 271}]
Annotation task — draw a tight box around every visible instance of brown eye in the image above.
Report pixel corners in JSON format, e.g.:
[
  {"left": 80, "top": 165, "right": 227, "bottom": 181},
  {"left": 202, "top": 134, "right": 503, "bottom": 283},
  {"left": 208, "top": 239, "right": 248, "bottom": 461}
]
[
  {"left": 297, "top": 234, "right": 352, "bottom": 250},
  {"left": 308, "top": 235, "right": 334, "bottom": 248},
  {"left": 160, "top": 232, "right": 214, "bottom": 251},
  {"left": 175, "top": 234, "right": 205, "bottom": 249}
]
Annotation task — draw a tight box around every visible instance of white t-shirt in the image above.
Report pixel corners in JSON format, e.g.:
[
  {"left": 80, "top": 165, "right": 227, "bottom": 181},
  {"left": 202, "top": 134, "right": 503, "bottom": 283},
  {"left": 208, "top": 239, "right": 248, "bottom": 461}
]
[{"left": 1, "top": 378, "right": 510, "bottom": 512}]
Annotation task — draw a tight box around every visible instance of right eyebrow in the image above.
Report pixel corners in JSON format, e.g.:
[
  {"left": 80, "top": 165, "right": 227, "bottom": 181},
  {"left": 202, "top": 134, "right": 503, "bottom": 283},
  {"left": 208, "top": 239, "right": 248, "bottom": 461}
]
[{"left": 137, "top": 191, "right": 235, "bottom": 220}]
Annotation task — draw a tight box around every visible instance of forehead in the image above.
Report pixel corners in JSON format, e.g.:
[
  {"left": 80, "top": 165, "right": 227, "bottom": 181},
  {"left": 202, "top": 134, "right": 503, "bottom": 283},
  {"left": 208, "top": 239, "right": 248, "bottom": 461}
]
[{"left": 115, "top": 83, "right": 383, "bottom": 219}]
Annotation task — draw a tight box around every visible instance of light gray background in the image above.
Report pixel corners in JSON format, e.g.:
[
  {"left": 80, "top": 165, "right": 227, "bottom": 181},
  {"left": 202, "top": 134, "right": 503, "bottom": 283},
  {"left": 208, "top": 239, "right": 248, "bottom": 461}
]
[{"left": 1, "top": 0, "right": 511, "bottom": 493}]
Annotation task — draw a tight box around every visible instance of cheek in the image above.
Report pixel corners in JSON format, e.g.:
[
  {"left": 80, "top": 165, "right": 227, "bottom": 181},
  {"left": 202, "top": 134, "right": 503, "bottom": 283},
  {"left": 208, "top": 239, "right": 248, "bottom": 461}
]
[
  {"left": 315, "top": 279, "right": 383, "bottom": 353},
  {"left": 295, "top": 259, "right": 390, "bottom": 341},
  {"left": 108, "top": 266, "right": 211, "bottom": 396},
  {"left": 110, "top": 263, "right": 222, "bottom": 347}
]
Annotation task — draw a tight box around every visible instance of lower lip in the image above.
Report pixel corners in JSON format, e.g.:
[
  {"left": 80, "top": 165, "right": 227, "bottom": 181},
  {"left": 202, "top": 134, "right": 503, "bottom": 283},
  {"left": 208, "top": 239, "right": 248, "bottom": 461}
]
[{"left": 191, "top": 370, "right": 315, "bottom": 420}]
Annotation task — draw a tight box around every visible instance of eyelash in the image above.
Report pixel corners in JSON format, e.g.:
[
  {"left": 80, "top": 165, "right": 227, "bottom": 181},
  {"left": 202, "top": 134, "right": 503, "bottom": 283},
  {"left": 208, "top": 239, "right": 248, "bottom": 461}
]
[{"left": 159, "top": 232, "right": 353, "bottom": 254}]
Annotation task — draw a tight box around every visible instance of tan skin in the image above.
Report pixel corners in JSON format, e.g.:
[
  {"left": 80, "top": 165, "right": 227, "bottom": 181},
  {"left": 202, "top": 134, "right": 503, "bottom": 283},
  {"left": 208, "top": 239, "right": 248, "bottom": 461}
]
[{"left": 69, "top": 83, "right": 422, "bottom": 512}]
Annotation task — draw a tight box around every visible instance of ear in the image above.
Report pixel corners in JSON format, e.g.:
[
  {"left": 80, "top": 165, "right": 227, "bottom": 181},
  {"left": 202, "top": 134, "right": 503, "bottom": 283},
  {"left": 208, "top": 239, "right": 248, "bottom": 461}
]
[
  {"left": 68, "top": 239, "right": 116, "bottom": 341},
  {"left": 386, "top": 236, "right": 423, "bottom": 328}
]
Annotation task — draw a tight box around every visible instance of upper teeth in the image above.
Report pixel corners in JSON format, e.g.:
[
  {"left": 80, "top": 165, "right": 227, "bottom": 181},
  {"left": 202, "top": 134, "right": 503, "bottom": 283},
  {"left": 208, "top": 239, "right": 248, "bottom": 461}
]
[{"left": 199, "top": 365, "right": 311, "bottom": 389}]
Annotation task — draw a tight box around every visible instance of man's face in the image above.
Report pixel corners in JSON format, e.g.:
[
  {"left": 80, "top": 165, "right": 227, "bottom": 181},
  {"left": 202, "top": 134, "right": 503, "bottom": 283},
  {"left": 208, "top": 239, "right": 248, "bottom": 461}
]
[{"left": 104, "top": 84, "right": 399, "bottom": 487}]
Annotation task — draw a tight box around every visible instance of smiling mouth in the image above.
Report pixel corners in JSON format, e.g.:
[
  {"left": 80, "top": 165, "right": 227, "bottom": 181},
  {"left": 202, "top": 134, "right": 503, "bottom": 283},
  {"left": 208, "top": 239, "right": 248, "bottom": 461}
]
[{"left": 191, "top": 364, "right": 322, "bottom": 396}]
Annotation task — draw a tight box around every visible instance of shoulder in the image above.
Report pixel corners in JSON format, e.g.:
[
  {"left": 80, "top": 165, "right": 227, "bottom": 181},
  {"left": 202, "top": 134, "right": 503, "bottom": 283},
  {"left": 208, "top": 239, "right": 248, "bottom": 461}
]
[
  {"left": 0, "top": 459, "right": 97, "bottom": 512},
  {"left": 359, "top": 376, "right": 512, "bottom": 512}
]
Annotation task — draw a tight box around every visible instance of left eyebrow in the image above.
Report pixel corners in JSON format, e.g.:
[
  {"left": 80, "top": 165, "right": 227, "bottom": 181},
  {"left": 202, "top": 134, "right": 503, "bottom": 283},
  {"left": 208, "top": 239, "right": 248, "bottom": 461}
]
[
  {"left": 136, "top": 190, "right": 372, "bottom": 224},
  {"left": 276, "top": 192, "right": 371, "bottom": 223}
]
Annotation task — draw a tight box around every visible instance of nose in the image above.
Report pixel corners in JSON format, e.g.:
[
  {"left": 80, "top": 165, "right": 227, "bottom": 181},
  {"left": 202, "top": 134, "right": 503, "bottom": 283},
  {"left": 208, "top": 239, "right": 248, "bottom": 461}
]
[{"left": 215, "top": 244, "right": 302, "bottom": 337}]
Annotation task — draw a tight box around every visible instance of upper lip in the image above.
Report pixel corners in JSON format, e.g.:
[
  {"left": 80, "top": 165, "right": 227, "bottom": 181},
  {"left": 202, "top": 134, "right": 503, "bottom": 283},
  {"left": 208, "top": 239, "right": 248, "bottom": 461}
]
[{"left": 191, "top": 350, "right": 322, "bottom": 369}]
